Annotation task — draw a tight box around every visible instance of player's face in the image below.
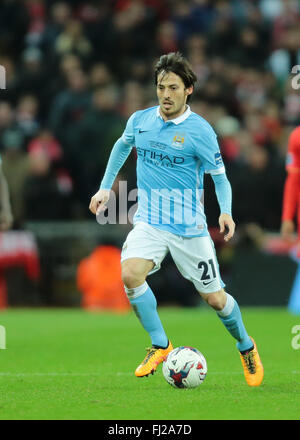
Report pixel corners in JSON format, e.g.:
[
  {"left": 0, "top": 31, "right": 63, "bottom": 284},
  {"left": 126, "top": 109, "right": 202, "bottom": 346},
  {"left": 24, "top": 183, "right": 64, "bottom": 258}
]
[{"left": 157, "top": 71, "right": 193, "bottom": 120}]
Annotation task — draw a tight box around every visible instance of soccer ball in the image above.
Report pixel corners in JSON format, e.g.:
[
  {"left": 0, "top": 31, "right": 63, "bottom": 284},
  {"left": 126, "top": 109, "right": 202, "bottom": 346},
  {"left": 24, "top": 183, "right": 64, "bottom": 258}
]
[{"left": 162, "top": 346, "right": 207, "bottom": 389}]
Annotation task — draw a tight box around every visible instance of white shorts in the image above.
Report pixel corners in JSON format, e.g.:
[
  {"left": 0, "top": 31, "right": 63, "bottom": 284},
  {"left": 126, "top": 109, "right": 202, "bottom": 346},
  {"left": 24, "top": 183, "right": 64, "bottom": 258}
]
[{"left": 121, "top": 222, "right": 225, "bottom": 294}]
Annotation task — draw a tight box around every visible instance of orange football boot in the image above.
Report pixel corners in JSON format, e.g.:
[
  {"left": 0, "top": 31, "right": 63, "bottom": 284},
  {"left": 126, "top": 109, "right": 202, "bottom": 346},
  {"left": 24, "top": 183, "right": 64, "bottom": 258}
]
[
  {"left": 239, "top": 337, "right": 264, "bottom": 386},
  {"left": 135, "top": 341, "right": 173, "bottom": 377}
]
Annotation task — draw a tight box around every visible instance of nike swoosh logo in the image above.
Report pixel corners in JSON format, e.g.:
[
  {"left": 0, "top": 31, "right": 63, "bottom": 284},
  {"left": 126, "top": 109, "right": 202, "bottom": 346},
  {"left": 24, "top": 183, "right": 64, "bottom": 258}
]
[
  {"left": 203, "top": 280, "right": 214, "bottom": 286},
  {"left": 138, "top": 129, "right": 149, "bottom": 133}
]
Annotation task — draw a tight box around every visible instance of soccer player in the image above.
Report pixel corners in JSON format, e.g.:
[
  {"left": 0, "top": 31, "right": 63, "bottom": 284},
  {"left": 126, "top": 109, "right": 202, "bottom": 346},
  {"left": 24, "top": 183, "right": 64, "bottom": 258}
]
[
  {"left": 281, "top": 126, "right": 300, "bottom": 241},
  {"left": 281, "top": 126, "right": 300, "bottom": 313},
  {"left": 0, "top": 156, "right": 13, "bottom": 230},
  {"left": 89, "top": 53, "right": 263, "bottom": 386}
]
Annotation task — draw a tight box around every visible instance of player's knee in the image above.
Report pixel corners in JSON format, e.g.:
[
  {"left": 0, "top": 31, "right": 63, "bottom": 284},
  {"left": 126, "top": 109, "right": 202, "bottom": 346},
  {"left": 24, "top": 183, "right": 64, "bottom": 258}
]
[
  {"left": 121, "top": 264, "right": 145, "bottom": 289},
  {"left": 201, "top": 290, "right": 227, "bottom": 311}
]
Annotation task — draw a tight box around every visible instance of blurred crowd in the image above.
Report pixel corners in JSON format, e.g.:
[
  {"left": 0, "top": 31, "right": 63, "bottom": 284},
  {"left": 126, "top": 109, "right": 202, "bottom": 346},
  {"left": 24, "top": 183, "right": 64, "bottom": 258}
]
[{"left": 0, "top": 0, "right": 299, "bottom": 230}]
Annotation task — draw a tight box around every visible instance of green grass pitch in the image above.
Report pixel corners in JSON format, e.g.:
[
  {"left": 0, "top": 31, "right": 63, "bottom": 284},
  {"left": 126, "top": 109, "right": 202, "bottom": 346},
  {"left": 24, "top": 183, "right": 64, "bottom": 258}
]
[{"left": 0, "top": 307, "right": 299, "bottom": 420}]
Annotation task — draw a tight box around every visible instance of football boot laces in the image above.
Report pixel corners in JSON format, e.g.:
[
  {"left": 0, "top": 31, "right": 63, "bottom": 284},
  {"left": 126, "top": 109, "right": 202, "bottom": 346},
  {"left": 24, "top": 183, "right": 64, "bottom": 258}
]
[
  {"left": 242, "top": 350, "right": 256, "bottom": 374},
  {"left": 142, "top": 347, "right": 157, "bottom": 365}
]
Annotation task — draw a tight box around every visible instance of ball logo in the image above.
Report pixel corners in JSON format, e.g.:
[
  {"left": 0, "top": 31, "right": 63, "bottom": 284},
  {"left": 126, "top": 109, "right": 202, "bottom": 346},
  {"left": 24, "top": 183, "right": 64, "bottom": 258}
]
[{"left": 163, "top": 346, "right": 207, "bottom": 388}]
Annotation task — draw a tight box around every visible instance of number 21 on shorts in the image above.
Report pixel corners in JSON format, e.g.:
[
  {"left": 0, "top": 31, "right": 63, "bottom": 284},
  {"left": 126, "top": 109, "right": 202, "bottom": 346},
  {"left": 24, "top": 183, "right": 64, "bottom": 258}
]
[{"left": 198, "top": 259, "right": 217, "bottom": 286}]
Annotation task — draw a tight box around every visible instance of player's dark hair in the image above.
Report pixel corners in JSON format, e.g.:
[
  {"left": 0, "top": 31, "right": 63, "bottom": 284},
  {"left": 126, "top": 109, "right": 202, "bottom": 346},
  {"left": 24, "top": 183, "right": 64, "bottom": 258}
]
[{"left": 154, "top": 52, "right": 197, "bottom": 102}]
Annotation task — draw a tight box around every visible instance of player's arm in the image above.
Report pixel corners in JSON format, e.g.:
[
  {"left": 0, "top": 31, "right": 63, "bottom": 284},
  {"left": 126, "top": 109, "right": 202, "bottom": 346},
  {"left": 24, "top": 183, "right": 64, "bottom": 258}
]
[
  {"left": 211, "top": 173, "right": 235, "bottom": 242},
  {"left": 89, "top": 113, "right": 136, "bottom": 215},
  {"left": 89, "top": 137, "right": 133, "bottom": 214},
  {"left": 281, "top": 127, "right": 300, "bottom": 241},
  {"left": 281, "top": 171, "right": 300, "bottom": 240},
  {"left": 0, "top": 163, "right": 13, "bottom": 230},
  {"left": 196, "top": 126, "right": 235, "bottom": 241}
]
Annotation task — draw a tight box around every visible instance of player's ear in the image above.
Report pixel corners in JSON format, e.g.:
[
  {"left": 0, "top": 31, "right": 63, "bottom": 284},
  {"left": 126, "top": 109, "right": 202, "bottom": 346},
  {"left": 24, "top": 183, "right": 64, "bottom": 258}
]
[{"left": 186, "top": 86, "right": 193, "bottom": 97}]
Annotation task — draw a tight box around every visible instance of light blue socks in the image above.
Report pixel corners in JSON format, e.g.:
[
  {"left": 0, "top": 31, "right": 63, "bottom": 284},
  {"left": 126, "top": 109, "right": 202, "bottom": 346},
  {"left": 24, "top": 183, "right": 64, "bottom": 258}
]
[
  {"left": 217, "top": 293, "right": 253, "bottom": 352},
  {"left": 125, "top": 282, "right": 168, "bottom": 348},
  {"left": 125, "top": 283, "right": 251, "bottom": 353}
]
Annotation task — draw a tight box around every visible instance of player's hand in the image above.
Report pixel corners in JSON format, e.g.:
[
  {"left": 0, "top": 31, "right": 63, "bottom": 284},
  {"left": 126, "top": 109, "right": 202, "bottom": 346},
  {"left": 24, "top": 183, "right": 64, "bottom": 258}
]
[
  {"left": 89, "top": 189, "right": 110, "bottom": 215},
  {"left": 281, "top": 220, "right": 295, "bottom": 242},
  {"left": 0, "top": 209, "right": 13, "bottom": 230},
  {"left": 219, "top": 213, "right": 235, "bottom": 242}
]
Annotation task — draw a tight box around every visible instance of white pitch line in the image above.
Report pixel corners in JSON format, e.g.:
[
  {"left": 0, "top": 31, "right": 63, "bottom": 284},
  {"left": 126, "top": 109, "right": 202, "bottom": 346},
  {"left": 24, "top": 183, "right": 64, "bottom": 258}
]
[
  {"left": 0, "top": 372, "right": 241, "bottom": 377},
  {"left": 0, "top": 373, "right": 103, "bottom": 377},
  {"left": 0, "top": 371, "right": 299, "bottom": 377}
]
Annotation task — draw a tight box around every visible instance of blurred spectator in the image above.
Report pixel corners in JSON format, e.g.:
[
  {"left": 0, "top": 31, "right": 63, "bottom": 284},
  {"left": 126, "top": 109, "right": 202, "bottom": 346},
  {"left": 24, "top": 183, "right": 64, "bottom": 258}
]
[
  {"left": 23, "top": 148, "right": 72, "bottom": 220},
  {"left": 259, "top": 0, "right": 284, "bottom": 21},
  {"left": 89, "top": 63, "right": 114, "bottom": 90},
  {"left": 48, "top": 68, "right": 91, "bottom": 172},
  {"left": 170, "top": 0, "right": 214, "bottom": 42},
  {"left": 27, "top": 127, "right": 73, "bottom": 189},
  {"left": 76, "top": 1, "right": 114, "bottom": 63},
  {"left": 25, "top": 0, "right": 47, "bottom": 46},
  {"left": 188, "top": 49, "right": 210, "bottom": 89},
  {"left": 215, "top": 115, "right": 241, "bottom": 163},
  {"left": 0, "top": 102, "right": 15, "bottom": 139},
  {"left": 271, "top": 0, "right": 300, "bottom": 47},
  {"left": 269, "top": 26, "right": 300, "bottom": 82},
  {"left": 59, "top": 53, "right": 82, "bottom": 80},
  {"left": 0, "top": 101, "right": 26, "bottom": 154},
  {"left": 232, "top": 144, "right": 285, "bottom": 229},
  {"left": 45, "top": 54, "right": 83, "bottom": 105},
  {"left": 16, "top": 94, "right": 40, "bottom": 141},
  {"left": 54, "top": 19, "right": 93, "bottom": 61},
  {"left": 121, "top": 80, "right": 146, "bottom": 118},
  {"left": 0, "top": 158, "right": 13, "bottom": 231},
  {"left": 74, "top": 87, "right": 125, "bottom": 204},
  {"left": 128, "top": 59, "right": 151, "bottom": 85},
  {"left": 17, "top": 47, "right": 49, "bottom": 112},
  {"left": 27, "top": 127, "right": 73, "bottom": 200},
  {"left": 112, "top": 0, "right": 160, "bottom": 64},
  {"left": 232, "top": 26, "right": 269, "bottom": 68},
  {"left": 27, "top": 128, "right": 63, "bottom": 163},
  {"left": 40, "top": 1, "right": 72, "bottom": 54},
  {"left": 235, "top": 69, "right": 268, "bottom": 114},
  {"left": 207, "top": 14, "right": 237, "bottom": 60},
  {"left": 244, "top": 111, "right": 271, "bottom": 147},
  {"left": 261, "top": 100, "right": 283, "bottom": 143},
  {"left": 156, "top": 21, "right": 179, "bottom": 55},
  {"left": 1, "top": 130, "right": 30, "bottom": 226}
]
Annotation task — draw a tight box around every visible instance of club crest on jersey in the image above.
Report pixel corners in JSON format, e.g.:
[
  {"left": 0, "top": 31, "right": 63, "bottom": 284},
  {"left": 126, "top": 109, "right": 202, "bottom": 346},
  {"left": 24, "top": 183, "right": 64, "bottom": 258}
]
[{"left": 172, "top": 134, "right": 185, "bottom": 150}]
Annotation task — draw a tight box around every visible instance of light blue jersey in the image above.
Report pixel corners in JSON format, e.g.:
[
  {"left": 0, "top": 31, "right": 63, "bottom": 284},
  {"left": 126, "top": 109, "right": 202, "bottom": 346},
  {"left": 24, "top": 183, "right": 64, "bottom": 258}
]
[
  {"left": 121, "top": 105, "right": 226, "bottom": 236},
  {"left": 100, "top": 104, "right": 231, "bottom": 236}
]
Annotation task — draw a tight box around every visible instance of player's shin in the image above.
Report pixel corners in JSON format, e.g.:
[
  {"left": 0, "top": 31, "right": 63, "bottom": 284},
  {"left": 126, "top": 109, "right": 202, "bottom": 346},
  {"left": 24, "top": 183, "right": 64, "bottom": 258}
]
[
  {"left": 217, "top": 293, "right": 253, "bottom": 352},
  {"left": 125, "top": 282, "right": 169, "bottom": 348}
]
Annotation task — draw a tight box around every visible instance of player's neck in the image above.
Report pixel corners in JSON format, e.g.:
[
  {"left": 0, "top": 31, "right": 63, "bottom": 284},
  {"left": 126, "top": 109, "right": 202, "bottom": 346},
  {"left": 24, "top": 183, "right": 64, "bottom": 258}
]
[{"left": 159, "top": 104, "right": 188, "bottom": 122}]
